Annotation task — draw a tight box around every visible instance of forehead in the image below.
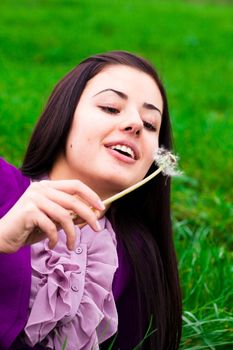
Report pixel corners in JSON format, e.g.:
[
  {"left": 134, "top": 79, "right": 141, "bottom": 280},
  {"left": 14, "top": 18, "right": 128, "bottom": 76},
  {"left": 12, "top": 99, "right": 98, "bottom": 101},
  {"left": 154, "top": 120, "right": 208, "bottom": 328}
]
[{"left": 82, "top": 64, "right": 163, "bottom": 108}]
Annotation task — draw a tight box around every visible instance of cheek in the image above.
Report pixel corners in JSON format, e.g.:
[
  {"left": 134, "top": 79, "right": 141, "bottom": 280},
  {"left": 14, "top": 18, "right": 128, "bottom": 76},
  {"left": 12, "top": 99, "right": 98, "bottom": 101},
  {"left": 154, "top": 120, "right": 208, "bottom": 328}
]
[
  {"left": 66, "top": 132, "right": 76, "bottom": 151},
  {"left": 65, "top": 128, "right": 82, "bottom": 158},
  {"left": 146, "top": 138, "right": 159, "bottom": 161},
  {"left": 154, "top": 140, "right": 159, "bottom": 153}
]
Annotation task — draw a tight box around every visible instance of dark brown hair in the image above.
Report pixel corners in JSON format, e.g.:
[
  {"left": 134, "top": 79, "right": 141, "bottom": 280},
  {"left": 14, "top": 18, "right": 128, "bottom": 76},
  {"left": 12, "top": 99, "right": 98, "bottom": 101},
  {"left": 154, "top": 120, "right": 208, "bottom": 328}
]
[{"left": 22, "top": 51, "right": 182, "bottom": 349}]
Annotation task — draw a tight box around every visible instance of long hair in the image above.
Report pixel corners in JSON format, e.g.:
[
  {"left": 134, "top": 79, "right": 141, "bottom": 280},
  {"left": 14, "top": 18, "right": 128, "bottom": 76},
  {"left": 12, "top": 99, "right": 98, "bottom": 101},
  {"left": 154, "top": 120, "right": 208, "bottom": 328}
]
[{"left": 21, "top": 51, "right": 182, "bottom": 349}]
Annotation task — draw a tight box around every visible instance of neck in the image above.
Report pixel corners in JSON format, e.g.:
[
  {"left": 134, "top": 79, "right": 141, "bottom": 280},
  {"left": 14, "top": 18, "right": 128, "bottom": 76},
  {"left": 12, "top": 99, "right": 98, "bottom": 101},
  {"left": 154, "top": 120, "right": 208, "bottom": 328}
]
[{"left": 49, "top": 162, "right": 122, "bottom": 218}]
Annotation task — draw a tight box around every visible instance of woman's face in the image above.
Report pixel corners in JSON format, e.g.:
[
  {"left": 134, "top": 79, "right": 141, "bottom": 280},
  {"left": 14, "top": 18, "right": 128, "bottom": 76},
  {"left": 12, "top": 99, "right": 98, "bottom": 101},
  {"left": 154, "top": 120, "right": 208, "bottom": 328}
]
[{"left": 52, "top": 65, "right": 163, "bottom": 199}]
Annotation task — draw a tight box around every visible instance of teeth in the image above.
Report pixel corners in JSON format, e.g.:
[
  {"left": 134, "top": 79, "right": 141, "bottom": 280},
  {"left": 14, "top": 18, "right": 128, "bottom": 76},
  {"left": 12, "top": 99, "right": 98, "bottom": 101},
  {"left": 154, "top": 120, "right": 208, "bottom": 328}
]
[{"left": 110, "top": 144, "right": 135, "bottom": 159}]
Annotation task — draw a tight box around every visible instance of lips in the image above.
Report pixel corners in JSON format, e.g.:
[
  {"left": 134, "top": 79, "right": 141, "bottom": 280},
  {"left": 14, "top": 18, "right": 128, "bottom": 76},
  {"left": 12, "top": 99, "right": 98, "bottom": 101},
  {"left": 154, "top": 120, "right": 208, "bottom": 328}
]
[{"left": 105, "top": 141, "right": 140, "bottom": 160}]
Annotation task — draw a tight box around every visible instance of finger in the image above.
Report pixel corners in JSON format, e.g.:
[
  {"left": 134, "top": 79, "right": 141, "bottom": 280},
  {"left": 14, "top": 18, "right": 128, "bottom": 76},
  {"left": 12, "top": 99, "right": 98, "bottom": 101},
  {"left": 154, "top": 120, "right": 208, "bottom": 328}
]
[
  {"left": 36, "top": 193, "right": 101, "bottom": 233},
  {"left": 42, "top": 187, "right": 102, "bottom": 226},
  {"left": 37, "top": 186, "right": 92, "bottom": 214},
  {"left": 32, "top": 211, "right": 58, "bottom": 249},
  {"left": 39, "top": 180, "right": 105, "bottom": 211},
  {"left": 35, "top": 197, "right": 77, "bottom": 249}
]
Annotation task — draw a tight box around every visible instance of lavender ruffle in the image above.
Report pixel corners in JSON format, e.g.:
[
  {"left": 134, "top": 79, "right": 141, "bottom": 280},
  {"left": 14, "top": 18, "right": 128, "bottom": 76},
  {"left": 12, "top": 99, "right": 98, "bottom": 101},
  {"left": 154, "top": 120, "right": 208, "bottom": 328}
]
[{"left": 24, "top": 217, "right": 118, "bottom": 350}]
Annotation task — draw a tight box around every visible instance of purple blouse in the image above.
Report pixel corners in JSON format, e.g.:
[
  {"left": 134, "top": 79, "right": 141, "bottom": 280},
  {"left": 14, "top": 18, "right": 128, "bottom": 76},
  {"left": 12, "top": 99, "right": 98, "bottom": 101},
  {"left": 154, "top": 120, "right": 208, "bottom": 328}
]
[
  {"left": 0, "top": 158, "right": 134, "bottom": 350},
  {"left": 24, "top": 217, "right": 118, "bottom": 349},
  {"left": 0, "top": 158, "right": 31, "bottom": 350}
]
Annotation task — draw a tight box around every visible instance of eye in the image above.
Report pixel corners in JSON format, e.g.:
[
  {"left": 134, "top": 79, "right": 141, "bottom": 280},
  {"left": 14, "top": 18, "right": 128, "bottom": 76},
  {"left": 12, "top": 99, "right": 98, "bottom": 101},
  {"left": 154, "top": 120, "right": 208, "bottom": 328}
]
[
  {"left": 99, "top": 106, "right": 120, "bottom": 114},
  {"left": 143, "top": 121, "right": 157, "bottom": 132}
]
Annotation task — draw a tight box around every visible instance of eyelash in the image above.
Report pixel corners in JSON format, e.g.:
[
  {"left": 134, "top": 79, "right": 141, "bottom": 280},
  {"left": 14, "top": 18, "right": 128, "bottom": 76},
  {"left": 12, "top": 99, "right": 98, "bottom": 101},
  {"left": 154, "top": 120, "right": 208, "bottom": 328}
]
[
  {"left": 99, "top": 106, "right": 120, "bottom": 114},
  {"left": 143, "top": 121, "right": 157, "bottom": 132},
  {"left": 99, "top": 106, "right": 157, "bottom": 132}
]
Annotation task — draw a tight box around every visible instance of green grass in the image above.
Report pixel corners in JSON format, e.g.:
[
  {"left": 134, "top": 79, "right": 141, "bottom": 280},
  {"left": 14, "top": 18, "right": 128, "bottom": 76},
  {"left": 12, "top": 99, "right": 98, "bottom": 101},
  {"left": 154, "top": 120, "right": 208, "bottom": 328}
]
[
  {"left": 175, "top": 221, "right": 233, "bottom": 349},
  {"left": 0, "top": 0, "right": 232, "bottom": 348}
]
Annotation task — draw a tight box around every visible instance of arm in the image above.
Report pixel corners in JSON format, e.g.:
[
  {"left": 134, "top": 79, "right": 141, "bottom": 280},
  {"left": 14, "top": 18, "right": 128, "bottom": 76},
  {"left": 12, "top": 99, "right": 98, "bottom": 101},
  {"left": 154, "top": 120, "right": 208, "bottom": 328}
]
[{"left": 0, "top": 158, "right": 32, "bottom": 349}]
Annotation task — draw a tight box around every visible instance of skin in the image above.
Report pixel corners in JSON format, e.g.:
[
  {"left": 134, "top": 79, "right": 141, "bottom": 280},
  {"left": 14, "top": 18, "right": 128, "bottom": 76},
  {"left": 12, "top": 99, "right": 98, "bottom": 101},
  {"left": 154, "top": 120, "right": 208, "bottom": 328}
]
[
  {"left": 51, "top": 65, "right": 163, "bottom": 198},
  {"left": 0, "top": 65, "right": 163, "bottom": 253}
]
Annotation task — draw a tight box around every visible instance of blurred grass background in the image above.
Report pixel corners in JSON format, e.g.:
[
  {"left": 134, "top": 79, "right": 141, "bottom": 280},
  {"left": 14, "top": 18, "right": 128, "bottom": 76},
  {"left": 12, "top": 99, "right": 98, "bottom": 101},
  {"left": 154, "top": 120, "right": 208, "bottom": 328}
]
[{"left": 0, "top": 0, "right": 232, "bottom": 348}]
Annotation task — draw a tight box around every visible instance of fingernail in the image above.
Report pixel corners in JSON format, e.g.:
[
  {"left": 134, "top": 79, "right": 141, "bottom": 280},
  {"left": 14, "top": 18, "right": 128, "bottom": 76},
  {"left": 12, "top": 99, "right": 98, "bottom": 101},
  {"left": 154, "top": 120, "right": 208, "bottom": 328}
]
[
  {"left": 95, "top": 220, "right": 101, "bottom": 231},
  {"left": 96, "top": 200, "right": 105, "bottom": 210},
  {"left": 68, "top": 237, "right": 76, "bottom": 251},
  {"left": 68, "top": 243, "right": 74, "bottom": 251}
]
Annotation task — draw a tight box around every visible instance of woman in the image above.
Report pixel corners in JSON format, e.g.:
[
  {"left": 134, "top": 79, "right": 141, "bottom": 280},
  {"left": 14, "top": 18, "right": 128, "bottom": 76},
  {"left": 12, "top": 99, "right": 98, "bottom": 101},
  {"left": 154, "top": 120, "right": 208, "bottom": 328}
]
[{"left": 0, "top": 51, "right": 182, "bottom": 349}]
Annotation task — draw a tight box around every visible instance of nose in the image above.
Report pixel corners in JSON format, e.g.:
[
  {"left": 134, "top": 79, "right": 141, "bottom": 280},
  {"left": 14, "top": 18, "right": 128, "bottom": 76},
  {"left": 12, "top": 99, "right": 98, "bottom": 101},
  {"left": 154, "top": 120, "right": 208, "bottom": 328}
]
[{"left": 119, "top": 112, "right": 143, "bottom": 137}]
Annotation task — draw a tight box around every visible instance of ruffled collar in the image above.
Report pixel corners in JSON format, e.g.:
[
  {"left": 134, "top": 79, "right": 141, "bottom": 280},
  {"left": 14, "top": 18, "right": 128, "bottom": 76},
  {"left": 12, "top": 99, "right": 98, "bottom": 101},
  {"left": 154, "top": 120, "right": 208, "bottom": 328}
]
[{"left": 24, "top": 217, "right": 118, "bottom": 350}]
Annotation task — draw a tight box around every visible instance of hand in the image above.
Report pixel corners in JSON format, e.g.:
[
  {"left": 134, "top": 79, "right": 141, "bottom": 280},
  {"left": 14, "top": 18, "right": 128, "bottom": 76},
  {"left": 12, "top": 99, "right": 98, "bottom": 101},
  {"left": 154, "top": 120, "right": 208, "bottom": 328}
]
[{"left": 0, "top": 179, "right": 105, "bottom": 253}]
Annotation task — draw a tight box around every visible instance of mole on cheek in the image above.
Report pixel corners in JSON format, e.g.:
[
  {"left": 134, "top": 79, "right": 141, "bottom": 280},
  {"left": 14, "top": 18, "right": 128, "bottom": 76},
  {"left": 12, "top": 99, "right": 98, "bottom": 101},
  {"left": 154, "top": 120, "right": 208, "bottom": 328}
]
[{"left": 70, "top": 144, "right": 73, "bottom": 148}]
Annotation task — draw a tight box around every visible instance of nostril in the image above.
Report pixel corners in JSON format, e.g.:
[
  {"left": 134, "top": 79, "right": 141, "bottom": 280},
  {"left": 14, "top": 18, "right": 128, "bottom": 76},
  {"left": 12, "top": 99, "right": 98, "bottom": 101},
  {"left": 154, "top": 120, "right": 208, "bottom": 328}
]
[
  {"left": 123, "top": 125, "right": 141, "bottom": 136},
  {"left": 124, "top": 126, "right": 133, "bottom": 131}
]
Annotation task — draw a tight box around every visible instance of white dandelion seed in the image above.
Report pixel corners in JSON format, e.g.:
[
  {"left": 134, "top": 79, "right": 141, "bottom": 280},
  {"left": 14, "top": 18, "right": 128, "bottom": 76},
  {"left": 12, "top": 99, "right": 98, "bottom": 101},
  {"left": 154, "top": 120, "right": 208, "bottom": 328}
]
[{"left": 154, "top": 147, "right": 182, "bottom": 177}]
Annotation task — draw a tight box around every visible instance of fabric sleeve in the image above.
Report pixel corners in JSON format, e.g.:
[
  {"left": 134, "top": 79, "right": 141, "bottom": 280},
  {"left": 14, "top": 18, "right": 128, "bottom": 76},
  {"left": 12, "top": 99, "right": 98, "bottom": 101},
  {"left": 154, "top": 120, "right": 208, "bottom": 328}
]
[
  {"left": 0, "top": 157, "right": 30, "bottom": 218},
  {"left": 0, "top": 157, "right": 31, "bottom": 350}
]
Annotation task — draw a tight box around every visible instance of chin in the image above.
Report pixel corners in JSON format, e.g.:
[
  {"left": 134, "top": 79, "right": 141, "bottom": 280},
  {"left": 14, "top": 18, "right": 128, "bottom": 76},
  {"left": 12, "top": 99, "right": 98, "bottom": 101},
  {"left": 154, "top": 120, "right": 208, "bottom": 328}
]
[
  {"left": 91, "top": 170, "right": 142, "bottom": 198},
  {"left": 104, "top": 176, "right": 139, "bottom": 194}
]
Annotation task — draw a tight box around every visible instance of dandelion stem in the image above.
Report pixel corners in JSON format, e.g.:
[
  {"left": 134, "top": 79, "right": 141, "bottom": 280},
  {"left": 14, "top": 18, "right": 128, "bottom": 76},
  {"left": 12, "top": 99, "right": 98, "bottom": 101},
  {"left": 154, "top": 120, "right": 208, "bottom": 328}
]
[
  {"left": 71, "top": 148, "right": 180, "bottom": 225},
  {"left": 103, "top": 166, "right": 163, "bottom": 206}
]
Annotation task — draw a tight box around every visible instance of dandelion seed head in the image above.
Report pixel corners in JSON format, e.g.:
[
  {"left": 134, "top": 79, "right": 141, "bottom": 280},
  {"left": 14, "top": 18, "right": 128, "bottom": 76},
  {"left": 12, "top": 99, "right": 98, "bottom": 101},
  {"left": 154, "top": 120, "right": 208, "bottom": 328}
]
[{"left": 153, "top": 147, "right": 182, "bottom": 176}]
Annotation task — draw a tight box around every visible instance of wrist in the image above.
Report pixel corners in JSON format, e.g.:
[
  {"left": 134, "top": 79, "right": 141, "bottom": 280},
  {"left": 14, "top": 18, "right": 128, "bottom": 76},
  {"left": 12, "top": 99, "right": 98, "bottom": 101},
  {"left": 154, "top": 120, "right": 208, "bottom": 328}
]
[{"left": 0, "top": 217, "right": 19, "bottom": 254}]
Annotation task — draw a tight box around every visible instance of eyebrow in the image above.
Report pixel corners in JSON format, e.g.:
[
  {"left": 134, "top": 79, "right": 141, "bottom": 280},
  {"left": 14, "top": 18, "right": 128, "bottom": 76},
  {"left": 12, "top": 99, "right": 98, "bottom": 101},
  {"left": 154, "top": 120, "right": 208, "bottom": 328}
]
[{"left": 93, "top": 88, "right": 162, "bottom": 115}]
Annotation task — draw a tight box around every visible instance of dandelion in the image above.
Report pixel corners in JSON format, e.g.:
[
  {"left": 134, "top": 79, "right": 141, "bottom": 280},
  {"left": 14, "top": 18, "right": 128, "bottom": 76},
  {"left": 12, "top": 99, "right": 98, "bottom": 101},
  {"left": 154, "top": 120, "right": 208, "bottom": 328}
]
[
  {"left": 103, "top": 147, "right": 182, "bottom": 206},
  {"left": 153, "top": 147, "right": 182, "bottom": 177},
  {"left": 69, "top": 148, "right": 182, "bottom": 223}
]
